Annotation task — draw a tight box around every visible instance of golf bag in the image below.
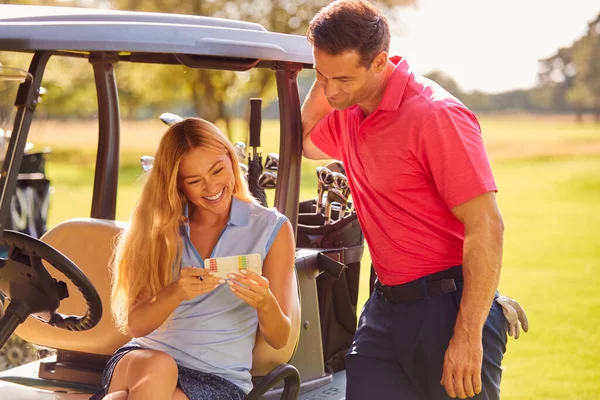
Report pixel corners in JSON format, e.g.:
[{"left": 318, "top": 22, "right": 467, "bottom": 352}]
[
  {"left": 4, "top": 150, "right": 50, "bottom": 239},
  {"left": 297, "top": 199, "right": 364, "bottom": 374}
]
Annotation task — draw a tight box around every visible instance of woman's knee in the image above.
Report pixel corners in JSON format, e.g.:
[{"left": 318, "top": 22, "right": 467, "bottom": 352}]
[
  {"left": 129, "top": 350, "right": 179, "bottom": 380},
  {"left": 109, "top": 349, "right": 179, "bottom": 394}
]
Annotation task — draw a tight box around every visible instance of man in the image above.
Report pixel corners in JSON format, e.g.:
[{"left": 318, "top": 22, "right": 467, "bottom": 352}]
[{"left": 302, "top": 1, "right": 527, "bottom": 399}]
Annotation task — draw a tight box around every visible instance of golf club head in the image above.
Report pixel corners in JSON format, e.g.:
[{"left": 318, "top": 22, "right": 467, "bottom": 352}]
[
  {"left": 239, "top": 163, "right": 248, "bottom": 179},
  {"left": 258, "top": 170, "right": 277, "bottom": 189},
  {"left": 264, "top": 152, "right": 279, "bottom": 171},
  {"left": 327, "top": 187, "right": 347, "bottom": 206},
  {"left": 317, "top": 166, "right": 334, "bottom": 186},
  {"left": 332, "top": 172, "right": 349, "bottom": 191},
  {"left": 326, "top": 188, "right": 347, "bottom": 222},
  {"left": 141, "top": 155, "right": 154, "bottom": 172},
  {"left": 159, "top": 112, "right": 184, "bottom": 126},
  {"left": 234, "top": 142, "right": 247, "bottom": 162},
  {"left": 324, "top": 160, "right": 345, "bottom": 175}
]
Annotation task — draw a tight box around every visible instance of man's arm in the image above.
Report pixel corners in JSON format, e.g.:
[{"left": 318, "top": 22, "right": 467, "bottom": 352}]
[
  {"left": 440, "top": 191, "right": 504, "bottom": 398},
  {"left": 301, "top": 80, "right": 334, "bottom": 160}
]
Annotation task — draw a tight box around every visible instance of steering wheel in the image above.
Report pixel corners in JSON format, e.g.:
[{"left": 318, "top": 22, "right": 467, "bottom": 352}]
[{"left": 0, "top": 230, "right": 102, "bottom": 346}]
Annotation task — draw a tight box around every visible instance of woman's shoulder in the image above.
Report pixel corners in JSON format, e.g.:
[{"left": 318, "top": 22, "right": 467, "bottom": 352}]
[{"left": 247, "top": 201, "right": 288, "bottom": 226}]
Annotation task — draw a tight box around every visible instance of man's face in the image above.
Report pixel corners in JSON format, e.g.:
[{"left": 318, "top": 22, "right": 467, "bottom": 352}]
[{"left": 313, "top": 47, "right": 376, "bottom": 110}]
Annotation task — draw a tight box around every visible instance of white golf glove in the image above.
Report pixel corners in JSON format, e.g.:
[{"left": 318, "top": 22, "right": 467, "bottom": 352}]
[{"left": 496, "top": 295, "right": 529, "bottom": 339}]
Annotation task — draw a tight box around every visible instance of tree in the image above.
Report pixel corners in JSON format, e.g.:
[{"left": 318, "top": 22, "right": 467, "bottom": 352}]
[
  {"left": 109, "top": 0, "right": 417, "bottom": 133},
  {"left": 424, "top": 70, "right": 464, "bottom": 99},
  {"left": 536, "top": 46, "right": 575, "bottom": 114},
  {"left": 2, "top": 0, "right": 418, "bottom": 133},
  {"left": 565, "top": 14, "right": 600, "bottom": 121},
  {"left": 537, "top": 13, "right": 600, "bottom": 120}
]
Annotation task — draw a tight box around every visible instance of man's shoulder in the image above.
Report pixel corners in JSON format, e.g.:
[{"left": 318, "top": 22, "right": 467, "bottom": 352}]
[{"left": 402, "top": 74, "right": 470, "bottom": 117}]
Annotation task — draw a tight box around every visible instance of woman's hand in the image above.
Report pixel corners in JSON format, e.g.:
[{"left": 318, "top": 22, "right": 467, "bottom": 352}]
[
  {"left": 174, "top": 267, "right": 221, "bottom": 301},
  {"left": 128, "top": 267, "right": 220, "bottom": 337},
  {"left": 227, "top": 270, "right": 272, "bottom": 311}
]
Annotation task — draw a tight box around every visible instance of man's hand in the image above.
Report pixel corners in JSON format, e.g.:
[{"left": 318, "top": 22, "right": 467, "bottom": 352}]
[
  {"left": 496, "top": 295, "right": 529, "bottom": 339},
  {"left": 441, "top": 333, "right": 483, "bottom": 398}
]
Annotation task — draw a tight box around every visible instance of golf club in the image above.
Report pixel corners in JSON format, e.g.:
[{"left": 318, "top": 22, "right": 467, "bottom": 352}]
[
  {"left": 258, "top": 170, "right": 277, "bottom": 189},
  {"left": 159, "top": 112, "right": 183, "bottom": 126},
  {"left": 324, "top": 160, "right": 345, "bottom": 175},
  {"left": 234, "top": 141, "right": 246, "bottom": 162},
  {"left": 140, "top": 155, "right": 154, "bottom": 172},
  {"left": 264, "top": 152, "right": 279, "bottom": 171},
  {"left": 316, "top": 166, "right": 333, "bottom": 214},
  {"left": 325, "top": 188, "right": 347, "bottom": 223}
]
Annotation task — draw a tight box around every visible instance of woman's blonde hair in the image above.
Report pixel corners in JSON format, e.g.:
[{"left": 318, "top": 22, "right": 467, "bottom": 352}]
[{"left": 111, "top": 118, "right": 254, "bottom": 333}]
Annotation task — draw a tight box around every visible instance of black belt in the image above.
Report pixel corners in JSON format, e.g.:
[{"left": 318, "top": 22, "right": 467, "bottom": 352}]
[{"left": 375, "top": 265, "right": 463, "bottom": 303}]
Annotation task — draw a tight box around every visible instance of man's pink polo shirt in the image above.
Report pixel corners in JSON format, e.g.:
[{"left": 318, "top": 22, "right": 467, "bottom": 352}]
[{"left": 311, "top": 56, "right": 497, "bottom": 285}]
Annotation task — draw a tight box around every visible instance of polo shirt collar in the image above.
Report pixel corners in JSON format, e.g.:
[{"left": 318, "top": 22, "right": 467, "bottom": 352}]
[
  {"left": 349, "top": 56, "right": 410, "bottom": 119},
  {"left": 228, "top": 197, "right": 250, "bottom": 226},
  {"left": 377, "top": 56, "right": 410, "bottom": 112},
  {"left": 183, "top": 196, "right": 250, "bottom": 233}
]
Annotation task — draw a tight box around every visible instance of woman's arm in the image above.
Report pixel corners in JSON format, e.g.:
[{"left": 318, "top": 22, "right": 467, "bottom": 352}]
[
  {"left": 227, "top": 220, "right": 297, "bottom": 349},
  {"left": 128, "top": 267, "right": 221, "bottom": 338}
]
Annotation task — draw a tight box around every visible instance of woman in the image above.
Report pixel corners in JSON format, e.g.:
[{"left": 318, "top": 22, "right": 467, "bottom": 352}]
[{"left": 94, "top": 118, "right": 296, "bottom": 400}]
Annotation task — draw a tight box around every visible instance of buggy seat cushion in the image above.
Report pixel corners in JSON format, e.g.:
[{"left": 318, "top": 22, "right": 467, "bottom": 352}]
[{"left": 15, "top": 218, "right": 131, "bottom": 355}]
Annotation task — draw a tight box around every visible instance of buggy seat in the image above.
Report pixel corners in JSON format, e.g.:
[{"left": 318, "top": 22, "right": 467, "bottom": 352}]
[{"left": 13, "top": 218, "right": 301, "bottom": 397}]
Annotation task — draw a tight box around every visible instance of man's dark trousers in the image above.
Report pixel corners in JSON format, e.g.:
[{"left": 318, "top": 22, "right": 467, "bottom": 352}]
[{"left": 345, "top": 268, "right": 508, "bottom": 400}]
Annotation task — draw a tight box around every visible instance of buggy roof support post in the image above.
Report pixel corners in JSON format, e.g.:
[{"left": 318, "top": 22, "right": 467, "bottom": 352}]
[
  {"left": 274, "top": 64, "right": 327, "bottom": 384},
  {"left": 273, "top": 64, "right": 302, "bottom": 231},
  {"left": 0, "top": 51, "right": 51, "bottom": 234},
  {"left": 90, "top": 53, "right": 120, "bottom": 220}
]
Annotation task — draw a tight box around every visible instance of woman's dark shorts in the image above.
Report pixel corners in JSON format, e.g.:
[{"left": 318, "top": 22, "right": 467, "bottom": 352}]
[{"left": 89, "top": 344, "right": 246, "bottom": 400}]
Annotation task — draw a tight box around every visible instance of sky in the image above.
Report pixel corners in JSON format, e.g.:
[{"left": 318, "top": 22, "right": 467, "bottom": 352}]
[{"left": 390, "top": 0, "right": 600, "bottom": 93}]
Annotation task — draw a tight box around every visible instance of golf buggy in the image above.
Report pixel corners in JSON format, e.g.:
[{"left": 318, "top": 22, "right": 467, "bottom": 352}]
[{"left": 0, "top": 5, "right": 364, "bottom": 399}]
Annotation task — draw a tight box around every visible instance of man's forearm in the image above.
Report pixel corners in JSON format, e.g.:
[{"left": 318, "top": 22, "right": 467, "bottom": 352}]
[
  {"left": 301, "top": 80, "right": 333, "bottom": 139},
  {"left": 455, "top": 220, "right": 504, "bottom": 339}
]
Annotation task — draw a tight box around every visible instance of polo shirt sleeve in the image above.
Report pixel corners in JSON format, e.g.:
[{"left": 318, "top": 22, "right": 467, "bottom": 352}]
[
  {"left": 419, "top": 105, "right": 497, "bottom": 210},
  {"left": 265, "top": 212, "right": 288, "bottom": 254},
  {"left": 309, "top": 111, "right": 342, "bottom": 160}
]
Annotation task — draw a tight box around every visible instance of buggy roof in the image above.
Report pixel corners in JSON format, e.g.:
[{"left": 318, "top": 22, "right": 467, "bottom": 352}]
[{"left": 0, "top": 5, "right": 314, "bottom": 68}]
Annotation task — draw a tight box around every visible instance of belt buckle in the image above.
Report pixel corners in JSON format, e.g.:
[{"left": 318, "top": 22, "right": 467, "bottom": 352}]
[
  {"left": 375, "top": 282, "right": 390, "bottom": 302},
  {"left": 440, "top": 279, "right": 457, "bottom": 294}
]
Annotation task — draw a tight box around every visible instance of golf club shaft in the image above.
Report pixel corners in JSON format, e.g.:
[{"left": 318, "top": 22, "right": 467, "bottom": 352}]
[{"left": 249, "top": 98, "right": 262, "bottom": 159}]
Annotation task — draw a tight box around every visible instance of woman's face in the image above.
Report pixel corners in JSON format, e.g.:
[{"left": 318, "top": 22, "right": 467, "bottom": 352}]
[{"left": 178, "top": 146, "right": 235, "bottom": 218}]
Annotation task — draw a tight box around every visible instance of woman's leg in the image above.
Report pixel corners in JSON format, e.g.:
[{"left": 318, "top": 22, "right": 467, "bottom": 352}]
[
  {"left": 102, "top": 390, "right": 128, "bottom": 400},
  {"left": 103, "top": 383, "right": 188, "bottom": 400},
  {"left": 106, "top": 350, "right": 180, "bottom": 400},
  {"left": 172, "top": 388, "right": 189, "bottom": 400}
]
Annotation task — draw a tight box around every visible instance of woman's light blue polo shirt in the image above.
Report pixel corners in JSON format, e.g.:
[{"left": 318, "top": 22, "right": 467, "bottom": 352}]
[{"left": 131, "top": 198, "right": 288, "bottom": 393}]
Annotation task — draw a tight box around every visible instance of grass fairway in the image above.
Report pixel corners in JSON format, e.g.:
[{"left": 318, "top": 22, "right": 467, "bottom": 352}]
[
  {"left": 26, "top": 115, "right": 600, "bottom": 399},
  {"left": 493, "top": 155, "right": 600, "bottom": 399}
]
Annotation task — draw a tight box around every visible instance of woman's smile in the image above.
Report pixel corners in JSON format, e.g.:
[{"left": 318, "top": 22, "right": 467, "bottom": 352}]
[{"left": 203, "top": 188, "right": 225, "bottom": 202}]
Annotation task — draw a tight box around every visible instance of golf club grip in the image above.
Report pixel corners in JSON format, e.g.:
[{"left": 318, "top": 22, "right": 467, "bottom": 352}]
[{"left": 249, "top": 98, "right": 262, "bottom": 148}]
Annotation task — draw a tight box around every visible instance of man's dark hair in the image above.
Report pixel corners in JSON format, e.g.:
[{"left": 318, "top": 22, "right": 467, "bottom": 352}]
[{"left": 307, "top": 0, "right": 391, "bottom": 68}]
